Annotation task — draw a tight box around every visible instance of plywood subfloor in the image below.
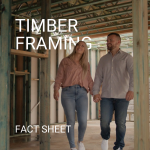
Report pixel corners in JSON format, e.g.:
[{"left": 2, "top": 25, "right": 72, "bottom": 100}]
[{"left": 10, "top": 120, "right": 135, "bottom": 150}]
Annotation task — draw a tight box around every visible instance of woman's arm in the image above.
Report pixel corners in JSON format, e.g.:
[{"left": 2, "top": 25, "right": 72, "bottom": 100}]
[
  {"left": 87, "top": 63, "right": 94, "bottom": 95},
  {"left": 54, "top": 59, "right": 65, "bottom": 100}
]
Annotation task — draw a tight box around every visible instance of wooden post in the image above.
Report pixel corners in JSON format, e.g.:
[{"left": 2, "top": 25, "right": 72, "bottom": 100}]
[
  {"left": 10, "top": 16, "right": 16, "bottom": 135},
  {"left": 56, "top": 46, "right": 59, "bottom": 123},
  {"left": 40, "top": 0, "right": 51, "bottom": 149},
  {"left": 37, "top": 57, "right": 41, "bottom": 125},
  {"left": 132, "top": 0, "right": 149, "bottom": 149},
  {"left": 95, "top": 49, "right": 99, "bottom": 119},
  {"left": 23, "top": 23, "right": 27, "bottom": 128},
  {"left": 89, "top": 49, "right": 92, "bottom": 119},
  {"left": 16, "top": 32, "right": 24, "bottom": 129},
  {"left": 0, "top": 0, "right": 11, "bottom": 149},
  {"left": 26, "top": 20, "right": 31, "bottom": 128}
]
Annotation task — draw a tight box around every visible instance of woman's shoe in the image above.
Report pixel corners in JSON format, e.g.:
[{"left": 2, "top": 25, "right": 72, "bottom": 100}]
[{"left": 78, "top": 142, "right": 85, "bottom": 150}]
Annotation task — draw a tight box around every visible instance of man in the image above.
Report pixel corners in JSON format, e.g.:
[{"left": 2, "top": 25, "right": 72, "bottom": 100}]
[{"left": 92, "top": 33, "right": 133, "bottom": 150}]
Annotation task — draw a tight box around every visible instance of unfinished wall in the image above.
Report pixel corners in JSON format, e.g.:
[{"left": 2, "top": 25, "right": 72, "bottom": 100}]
[
  {"left": 31, "top": 57, "right": 38, "bottom": 125},
  {"left": 31, "top": 38, "right": 38, "bottom": 125},
  {"left": 91, "top": 49, "right": 96, "bottom": 119},
  {"left": 58, "top": 43, "right": 65, "bottom": 123},
  {"left": 50, "top": 43, "right": 56, "bottom": 124},
  {"left": 16, "top": 33, "right": 24, "bottom": 127}
]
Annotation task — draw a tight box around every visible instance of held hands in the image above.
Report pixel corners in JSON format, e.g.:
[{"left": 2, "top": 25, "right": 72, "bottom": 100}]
[
  {"left": 93, "top": 94, "right": 101, "bottom": 103},
  {"left": 54, "top": 90, "right": 59, "bottom": 101},
  {"left": 126, "top": 91, "right": 134, "bottom": 101},
  {"left": 92, "top": 91, "right": 133, "bottom": 102}
]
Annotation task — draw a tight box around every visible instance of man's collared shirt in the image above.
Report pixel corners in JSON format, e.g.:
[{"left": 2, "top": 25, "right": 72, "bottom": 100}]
[{"left": 92, "top": 49, "right": 133, "bottom": 98}]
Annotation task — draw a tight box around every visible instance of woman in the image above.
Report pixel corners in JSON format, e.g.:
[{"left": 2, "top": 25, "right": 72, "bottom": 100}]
[{"left": 54, "top": 41, "right": 93, "bottom": 150}]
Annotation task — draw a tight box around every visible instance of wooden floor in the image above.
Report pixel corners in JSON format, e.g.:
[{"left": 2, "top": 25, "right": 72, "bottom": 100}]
[{"left": 10, "top": 120, "right": 136, "bottom": 150}]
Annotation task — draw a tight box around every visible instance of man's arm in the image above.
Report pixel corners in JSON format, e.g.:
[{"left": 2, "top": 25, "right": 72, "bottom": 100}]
[
  {"left": 126, "top": 54, "right": 134, "bottom": 101},
  {"left": 92, "top": 58, "right": 103, "bottom": 97}
]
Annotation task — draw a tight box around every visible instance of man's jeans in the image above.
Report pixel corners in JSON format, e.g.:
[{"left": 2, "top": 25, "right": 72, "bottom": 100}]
[
  {"left": 61, "top": 85, "right": 88, "bottom": 148},
  {"left": 100, "top": 98, "right": 129, "bottom": 150}
]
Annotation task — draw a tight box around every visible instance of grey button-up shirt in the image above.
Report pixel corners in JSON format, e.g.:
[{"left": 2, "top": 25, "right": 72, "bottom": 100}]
[{"left": 92, "top": 49, "right": 133, "bottom": 98}]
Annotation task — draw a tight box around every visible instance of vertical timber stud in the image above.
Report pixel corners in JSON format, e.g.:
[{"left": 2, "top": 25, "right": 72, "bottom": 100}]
[
  {"left": 95, "top": 50, "right": 98, "bottom": 119},
  {"left": 56, "top": 45, "right": 59, "bottom": 123},
  {"left": 10, "top": 16, "right": 16, "bottom": 135},
  {"left": 0, "top": 0, "right": 11, "bottom": 149},
  {"left": 23, "top": 22, "right": 27, "bottom": 128},
  {"left": 27, "top": 21, "right": 31, "bottom": 128},
  {"left": 89, "top": 49, "right": 92, "bottom": 119},
  {"left": 40, "top": 0, "right": 51, "bottom": 150},
  {"left": 132, "top": 0, "right": 149, "bottom": 150}
]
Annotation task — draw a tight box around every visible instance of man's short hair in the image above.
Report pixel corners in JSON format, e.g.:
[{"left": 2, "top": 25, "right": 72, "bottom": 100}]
[{"left": 107, "top": 32, "right": 121, "bottom": 42}]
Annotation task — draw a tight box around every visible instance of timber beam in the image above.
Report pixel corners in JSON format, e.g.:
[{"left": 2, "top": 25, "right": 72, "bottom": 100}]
[{"left": 11, "top": 49, "right": 48, "bottom": 58}]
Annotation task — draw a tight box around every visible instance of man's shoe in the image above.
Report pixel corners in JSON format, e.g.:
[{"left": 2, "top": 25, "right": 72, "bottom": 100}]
[
  {"left": 101, "top": 139, "right": 108, "bottom": 150},
  {"left": 71, "top": 148, "right": 77, "bottom": 150},
  {"left": 78, "top": 142, "right": 85, "bottom": 150},
  {"left": 116, "top": 148, "right": 121, "bottom": 150}
]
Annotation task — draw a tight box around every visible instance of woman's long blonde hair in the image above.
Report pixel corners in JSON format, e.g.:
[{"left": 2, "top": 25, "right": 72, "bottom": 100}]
[{"left": 67, "top": 41, "right": 88, "bottom": 78}]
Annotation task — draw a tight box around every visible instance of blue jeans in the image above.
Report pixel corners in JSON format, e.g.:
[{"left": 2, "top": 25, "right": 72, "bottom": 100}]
[
  {"left": 100, "top": 98, "right": 129, "bottom": 150},
  {"left": 61, "top": 85, "right": 88, "bottom": 148}
]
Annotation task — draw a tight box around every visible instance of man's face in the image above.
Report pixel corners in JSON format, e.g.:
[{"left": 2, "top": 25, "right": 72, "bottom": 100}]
[{"left": 106, "top": 34, "right": 121, "bottom": 51}]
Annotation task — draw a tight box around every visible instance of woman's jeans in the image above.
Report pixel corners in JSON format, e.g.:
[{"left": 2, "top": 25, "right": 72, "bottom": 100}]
[
  {"left": 61, "top": 85, "right": 88, "bottom": 148},
  {"left": 100, "top": 98, "right": 129, "bottom": 150}
]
